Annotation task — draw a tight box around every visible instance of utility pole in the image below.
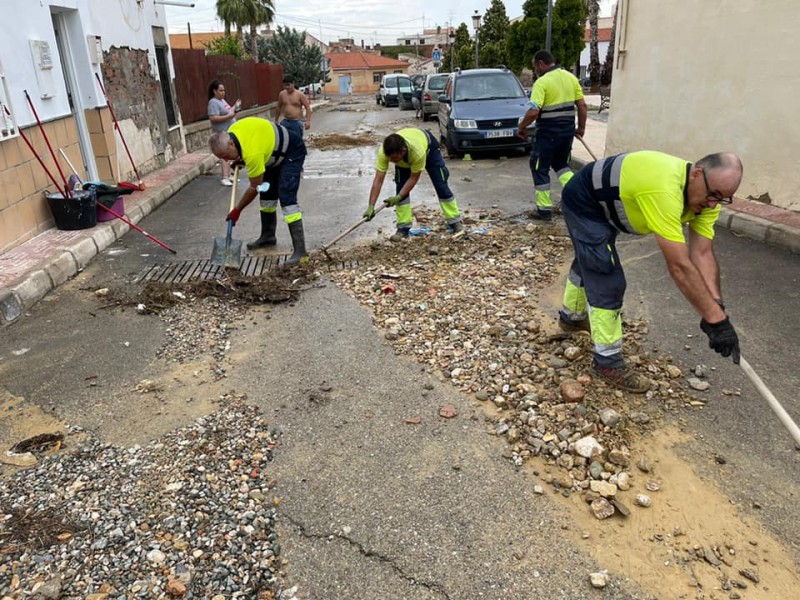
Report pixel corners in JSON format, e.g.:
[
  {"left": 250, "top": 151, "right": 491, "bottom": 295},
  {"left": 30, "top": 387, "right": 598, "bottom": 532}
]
[{"left": 545, "top": 0, "right": 553, "bottom": 52}]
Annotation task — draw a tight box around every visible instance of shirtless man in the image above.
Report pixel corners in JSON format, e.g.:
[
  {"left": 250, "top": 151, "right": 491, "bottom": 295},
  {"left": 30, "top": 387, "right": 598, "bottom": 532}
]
[{"left": 275, "top": 75, "right": 312, "bottom": 137}]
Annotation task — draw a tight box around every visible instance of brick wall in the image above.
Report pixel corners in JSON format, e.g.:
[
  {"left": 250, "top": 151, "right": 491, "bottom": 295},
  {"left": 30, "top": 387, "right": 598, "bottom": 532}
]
[{"left": 0, "top": 117, "right": 81, "bottom": 253}]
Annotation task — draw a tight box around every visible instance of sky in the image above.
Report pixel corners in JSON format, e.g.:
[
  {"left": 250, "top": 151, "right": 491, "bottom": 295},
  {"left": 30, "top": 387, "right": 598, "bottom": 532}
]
[{"left": 164, "top": 0, "right": 615, "bottom": 47}]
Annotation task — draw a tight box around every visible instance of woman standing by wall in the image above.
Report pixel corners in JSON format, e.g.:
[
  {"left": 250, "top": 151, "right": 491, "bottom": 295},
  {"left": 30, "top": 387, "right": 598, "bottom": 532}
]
[{"left": 207, "top": 80, "right": 241, "bottom": 186}]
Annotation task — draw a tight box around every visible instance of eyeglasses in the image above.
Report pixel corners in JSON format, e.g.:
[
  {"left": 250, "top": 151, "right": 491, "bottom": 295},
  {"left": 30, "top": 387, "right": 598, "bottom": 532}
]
[{"left": 701, "top": 169, "right": 733, "bottom": 204}]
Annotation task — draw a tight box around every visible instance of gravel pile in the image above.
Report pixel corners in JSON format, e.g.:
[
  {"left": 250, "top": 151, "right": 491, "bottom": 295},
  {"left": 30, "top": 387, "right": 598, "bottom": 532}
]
[
  {"left": 330, "top": 216, "right": 704, "bottom": 519},
  {"left": 0, "top": 398, "right": 289, "bottom": 599}
]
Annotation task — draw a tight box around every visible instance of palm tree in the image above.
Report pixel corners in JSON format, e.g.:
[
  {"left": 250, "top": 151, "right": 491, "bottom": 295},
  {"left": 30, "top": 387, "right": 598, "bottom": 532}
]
[
  {"left": 584, "top": 0, "right": 601, "bottom": 89},
  {"left": 215, "top": 0, "right": 275, "bottom": 60}
]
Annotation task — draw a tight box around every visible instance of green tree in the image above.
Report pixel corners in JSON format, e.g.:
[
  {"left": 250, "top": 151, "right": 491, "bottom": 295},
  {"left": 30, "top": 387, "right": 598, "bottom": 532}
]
[
  {"left": 260, "top": 26, "right": 324, "bottom": 86},
  {"left": 506, "top": 17, "right": 544, "bottom": 74},
  {"left": 552, "top": 0, "right": 586, "bottom": 69},
  {"left": 584, "top": 0, "right": 601, "bottom": 86},
  {"left": 507, "top": 0, "right": 585, "bottom": 74},
  {"left": 600, "top": 2, "right": 617, "bottom": 86},
  {"left": 481, "top": 0, "right": 510, "bottom": 46},
  {"left": 205, "top": 34, "right": 243, "bottom": 59},
  {"left": 216, "top": 0, "right": 274, "bottom": 58},
  {"left": 479, "top": 0, "right": 510, "bottom": 66},
  {"left": 442, "top": 22, "right": 473, "bottom": 72}
]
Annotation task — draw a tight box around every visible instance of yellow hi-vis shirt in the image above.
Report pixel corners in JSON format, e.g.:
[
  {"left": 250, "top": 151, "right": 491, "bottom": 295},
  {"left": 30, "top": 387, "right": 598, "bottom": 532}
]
[
  {"left": 376, "top": 128, "right": 429, "bottom": 173},
  {"left": 530, "top": 66, "right": 583, "bottom": 128},
  {"left": 228, "top": 117, "right": 277, "bottom": 179},
  {"left": 617, "top": 151, "right": 719, "bottom": 242}
]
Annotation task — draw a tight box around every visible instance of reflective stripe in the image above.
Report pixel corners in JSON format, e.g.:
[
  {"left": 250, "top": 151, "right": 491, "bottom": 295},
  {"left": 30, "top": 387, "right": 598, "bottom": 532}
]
[
  {"left": 539, "top": 110, "right": 575, "bottom": 119},
  {"left": 609, "top": 154, "right": 625, "bottom": 187},
  {"left": 563, "top": 279, "right": 587, "bottom": 316},
  {"left": 592, "top": 158, "right": 606, "bottom": 190},
  {"left": 595, "top": 340, "right": 623, "bottom": 357},
  {"left": 541, "top": 101, "right": 577, "bottom": 112},
  {"left": 266, "top": 122, "right": 290, "bottom": 167},
  {"left": 395, "top": 203, "right": 413, "bottom": 227},
  {"left": 284, "top": 211, "right": 302, "bottom": 224},
  {"left": 536, "top": 189, "right": 552, "bottom": 209},
  {"left": 558, "top": 169, "right": 574, "bottom": 186},
  {"left": 259, "top": 199, "right": 278, "bottom": 213},
  {"left": 613, "top": 199, "right": 634, "bottom": 231},
  {"left": 439, "top": 197, "right": 461, "bottom": 222},
  {"left": 535, "top": 184, "right": 550, "bottom": 191},
  {"left": 588, "top": 305, "right": 622, "bottom": 347}
]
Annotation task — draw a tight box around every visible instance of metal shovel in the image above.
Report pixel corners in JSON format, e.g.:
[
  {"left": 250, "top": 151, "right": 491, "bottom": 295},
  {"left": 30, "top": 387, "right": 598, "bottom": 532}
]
[{"left": 211, "top": 165, "right": 243, "bottom": 268}]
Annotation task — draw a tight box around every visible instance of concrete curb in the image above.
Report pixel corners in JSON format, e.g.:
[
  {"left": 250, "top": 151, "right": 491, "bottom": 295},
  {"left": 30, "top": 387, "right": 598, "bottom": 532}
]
[{"left": 0, "top": 154, "right": 218, "bottom": 328}]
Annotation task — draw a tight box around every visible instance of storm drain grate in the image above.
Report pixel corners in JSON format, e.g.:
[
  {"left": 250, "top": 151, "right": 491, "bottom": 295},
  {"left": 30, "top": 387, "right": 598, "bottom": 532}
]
[{"left": 138, "top": 256, "right": 360, "bottom": 284}]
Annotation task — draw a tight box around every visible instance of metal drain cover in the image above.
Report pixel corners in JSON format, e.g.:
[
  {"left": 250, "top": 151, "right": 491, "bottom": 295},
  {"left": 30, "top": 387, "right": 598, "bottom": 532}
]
[{"left": 137, "top": 256, "right": 360, "bottom": 284}]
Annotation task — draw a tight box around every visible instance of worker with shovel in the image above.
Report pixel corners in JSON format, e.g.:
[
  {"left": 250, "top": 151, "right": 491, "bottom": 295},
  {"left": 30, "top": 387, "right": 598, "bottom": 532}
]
[
  {"left": 209, "top": 116, "right": 309, "bottom": 266},
  {"left": 363, "top": 128, "right": 463, "bottom": 241},
  {"left": 558, "top": 151, "right": 743, "bottom": 393}
]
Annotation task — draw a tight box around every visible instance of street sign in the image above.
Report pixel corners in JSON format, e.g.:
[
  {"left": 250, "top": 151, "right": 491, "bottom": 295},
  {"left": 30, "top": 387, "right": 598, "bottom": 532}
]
[{"left": 432, "top": 49, "right": 442, "bottom": 62}]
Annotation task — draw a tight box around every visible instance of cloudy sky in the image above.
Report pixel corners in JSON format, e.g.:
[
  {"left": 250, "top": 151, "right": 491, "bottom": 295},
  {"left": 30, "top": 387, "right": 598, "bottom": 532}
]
[{"left": 164, "top": 0, "right": 615, "bottom": 46}]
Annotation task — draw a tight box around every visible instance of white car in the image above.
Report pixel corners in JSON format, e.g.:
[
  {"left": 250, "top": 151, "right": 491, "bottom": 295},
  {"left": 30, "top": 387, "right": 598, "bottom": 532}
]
[{"left": 301, "top": 83, "right": 322, "bottom": 95}]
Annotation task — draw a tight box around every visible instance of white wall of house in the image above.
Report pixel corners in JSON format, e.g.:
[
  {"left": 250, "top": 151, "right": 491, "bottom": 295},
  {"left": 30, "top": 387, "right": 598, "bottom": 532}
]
[
  {"left": 607, "top": 0, "right": 799, "bottom": 210},
  {"left": 0, "top": 0, "right": 179, "bottom": 181},
  {"left": 578, "top": 41, "right": 610, "bottom": 80},
  {"left": 2, "top": 1, "right": 170, "bottom": 125}
]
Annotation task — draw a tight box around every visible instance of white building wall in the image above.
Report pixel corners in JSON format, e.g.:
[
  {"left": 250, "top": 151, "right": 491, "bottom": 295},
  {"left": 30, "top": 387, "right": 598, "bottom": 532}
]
[
  {"left": 608, "top": 0, "right": 800, "bottom": 210},
  {"left": 1, "top": 0, "right": 171, "bottom": 127}
]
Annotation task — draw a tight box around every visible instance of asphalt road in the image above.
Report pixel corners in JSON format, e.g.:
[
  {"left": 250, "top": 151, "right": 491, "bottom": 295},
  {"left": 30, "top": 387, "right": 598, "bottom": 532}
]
[{"left": 1, "top": 95, "right": 798, "bottom": 597}]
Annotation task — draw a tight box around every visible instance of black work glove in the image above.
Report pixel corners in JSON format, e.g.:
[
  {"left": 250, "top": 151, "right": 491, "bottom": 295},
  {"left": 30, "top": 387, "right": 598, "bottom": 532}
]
[{"left": 700, "top": 317, "right": 740, "bottom": 365}]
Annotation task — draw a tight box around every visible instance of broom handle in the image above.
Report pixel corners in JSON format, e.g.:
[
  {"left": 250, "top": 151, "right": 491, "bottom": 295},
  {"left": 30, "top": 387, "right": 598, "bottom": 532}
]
[
  {"left": 576, "top": 134, "right": 598, "bottom": 161},
  {"left": 95, "top": 72, "right": 143, "bottom": 183},
  {"left": 4, "top": 104, "right": 65, "bottom": 196},
  {"left": 24, "top": 90, "right": 72, "bottom": 197},
  {"left": 59, "top": 147, "right": 83, "bottom": 185},
  {"left": 322, "top": 203, "right": 388, "bottom": 251},
  {"left": 740, "top": 357, "right": 800, "bottom": 447}
]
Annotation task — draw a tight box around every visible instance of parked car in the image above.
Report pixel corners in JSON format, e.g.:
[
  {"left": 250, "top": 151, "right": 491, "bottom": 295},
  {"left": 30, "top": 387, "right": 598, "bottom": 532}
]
[
  {"left": 377, "top": 74, "right": 412, "bottom": 107},
  {"left": 301, "top": 82, "right": 322, "bottom": 95},
  {"left": 421, "top": 73, "right": 448, "bottom": 121},
  {"left": 397, "top": 76, "right": 416, "bottom": 110},
  {"left": 437, "top": 67, "right": 535, "bottom": 158}
]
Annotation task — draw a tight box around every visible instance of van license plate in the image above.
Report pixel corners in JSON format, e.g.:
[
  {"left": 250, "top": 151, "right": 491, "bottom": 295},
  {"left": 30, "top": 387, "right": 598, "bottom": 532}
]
[{"left": 485, "top": 129, "right": 515, "bottom": 138}]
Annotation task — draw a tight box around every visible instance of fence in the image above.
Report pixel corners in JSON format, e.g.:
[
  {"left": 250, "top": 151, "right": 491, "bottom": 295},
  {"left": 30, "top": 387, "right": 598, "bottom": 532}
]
[{"left": 171, "top": 49, "right": 284, "bottom": 124}]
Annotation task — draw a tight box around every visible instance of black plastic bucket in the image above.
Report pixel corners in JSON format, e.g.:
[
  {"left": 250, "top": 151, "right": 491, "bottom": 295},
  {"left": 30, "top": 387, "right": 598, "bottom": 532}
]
[{"left": 45, "top": 189, "right": 97, "bottom": 231}]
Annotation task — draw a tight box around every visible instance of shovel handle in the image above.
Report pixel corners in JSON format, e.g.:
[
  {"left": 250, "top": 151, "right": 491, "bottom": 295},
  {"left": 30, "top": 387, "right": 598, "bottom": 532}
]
[
  {"left": 322, "top": 203, "right": 388, "bottom": 252},
  {"left": 739, "top": 357, "right": 800, "bottom": 447},
  {"left": 229, "top": 165, "right": 239, "bottom": 211},
  {"left": 576, "top": 135, "right": 599, "bottom": 161}
]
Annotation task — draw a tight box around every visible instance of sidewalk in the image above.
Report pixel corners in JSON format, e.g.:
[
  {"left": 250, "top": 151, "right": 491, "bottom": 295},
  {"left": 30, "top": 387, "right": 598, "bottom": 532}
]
[{"left": 2, "top": 109, "right": 798, "bottom": 327}]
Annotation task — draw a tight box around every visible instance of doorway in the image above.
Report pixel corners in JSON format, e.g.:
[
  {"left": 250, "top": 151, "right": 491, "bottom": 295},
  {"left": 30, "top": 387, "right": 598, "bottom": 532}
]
[{"left": 51, "top": 8, "right": 97, "bottom": 181}]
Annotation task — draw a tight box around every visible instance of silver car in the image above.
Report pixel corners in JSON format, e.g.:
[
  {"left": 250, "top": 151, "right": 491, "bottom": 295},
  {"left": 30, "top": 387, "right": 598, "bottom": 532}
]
[{"left": 421, "top": 73, "right": 448, "bottom": 122}]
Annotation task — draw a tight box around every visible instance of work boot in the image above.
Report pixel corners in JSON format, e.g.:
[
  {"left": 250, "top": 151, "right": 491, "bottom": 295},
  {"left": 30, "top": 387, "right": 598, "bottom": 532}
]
[
  {"left": 593, "top": 363, "right": 651, "bottom": 394},
  {"left": 284, "top": 219, "right": 308, "bottom": 266},
  {"left": 531, "top": 209, "right": 553, "bottom": 221},
  {"left": 558, "top": 310, "right": 591, "bottom": 333},
  {"left": 389, "top": 228, "right": 411, "bottom": 242},
  {"left": 247, "top": 211, "right": 277, "bottom": 250},
  {"left": 448, "top": 221, "right": 464, "bottom": 234}
]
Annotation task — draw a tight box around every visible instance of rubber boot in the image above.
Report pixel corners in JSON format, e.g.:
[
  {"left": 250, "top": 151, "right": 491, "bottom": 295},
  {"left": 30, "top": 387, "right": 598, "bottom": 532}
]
[
  {"left": 247, "top": 211, "right": 277, "bottom": 250},
  {"left": 284, "top": 219, "right": 308, "bottom": 266}
]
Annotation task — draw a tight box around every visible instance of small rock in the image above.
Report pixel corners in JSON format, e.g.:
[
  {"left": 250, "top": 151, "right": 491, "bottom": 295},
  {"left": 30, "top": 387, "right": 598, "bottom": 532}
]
[
  {"left": 559, "top": 379, "right": 586, "bottom": 403},
  {"left": 687, "top": 377, "right": 710, "bottom": 391},
  {"left": 31, "top": 576, "right": 61, "bottom": 599},
  {"left": 475, "top": 390, "right": 489, "bottom": 401},
  {"left": 610, "top": 498, "right": 631, "bottom": 517},
  {"left": 564, "top": 346, "right": 582, "bottom": 361},
  {"left": 635, "top": 494, "right": 652, "bottom": 507},
  {"left": 439, "top": 404, "right": 458, "bottom": 419},
  {"left": 573, "top": 436, "right": 603, "bottom": 459},
  {"left": 666, "top": 364, "right": 682, "bottom": 378},
  {"left": 628, "top": 411, "right": 651, "bottom": 424},
  {"left": 738, "top": 569, "right": 759, "bottom": 584},
  {"left": 599, "top": 408, "right": 621, "bottom": 427},
  {"left": 95, "top": 288, "right": 109, "bottom": 297},
  {"left": 136, "top": 303, "right": 147, "bottom": 314},
  {"left": 637, "top": 458, "right": 652, "bottom": 473},
  {"left": 590, "top": 498, "right": 615, "bottom": 519},
  {"left": 589, "top": 571, "right": 609, "bottom": 589},
  {"left": 615, "top": 472, "right": 631, "bottom": 491},
  {"left": 590, "top": 480, "right": 618, "bottom": 498},
  {"left": 147, "top": 549, "right": 166, "bottom": 564},
  {"left": 166, "top": 578, "right": 187, "bottom": 597},
  {"left": 645, "top": 480, "right": 660, "bottom": 492},
  {"left": 589, "top": 461, "right": 603, "bottom": 480},
  {"left": 608, "top": 446, "right": 631, "bottom": 467},
  {"left": 428, "top": 246, "right": 440, "bottom": 256},
  {"left": 533, "top": 484, "right": 544, "bottom": 495}
]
